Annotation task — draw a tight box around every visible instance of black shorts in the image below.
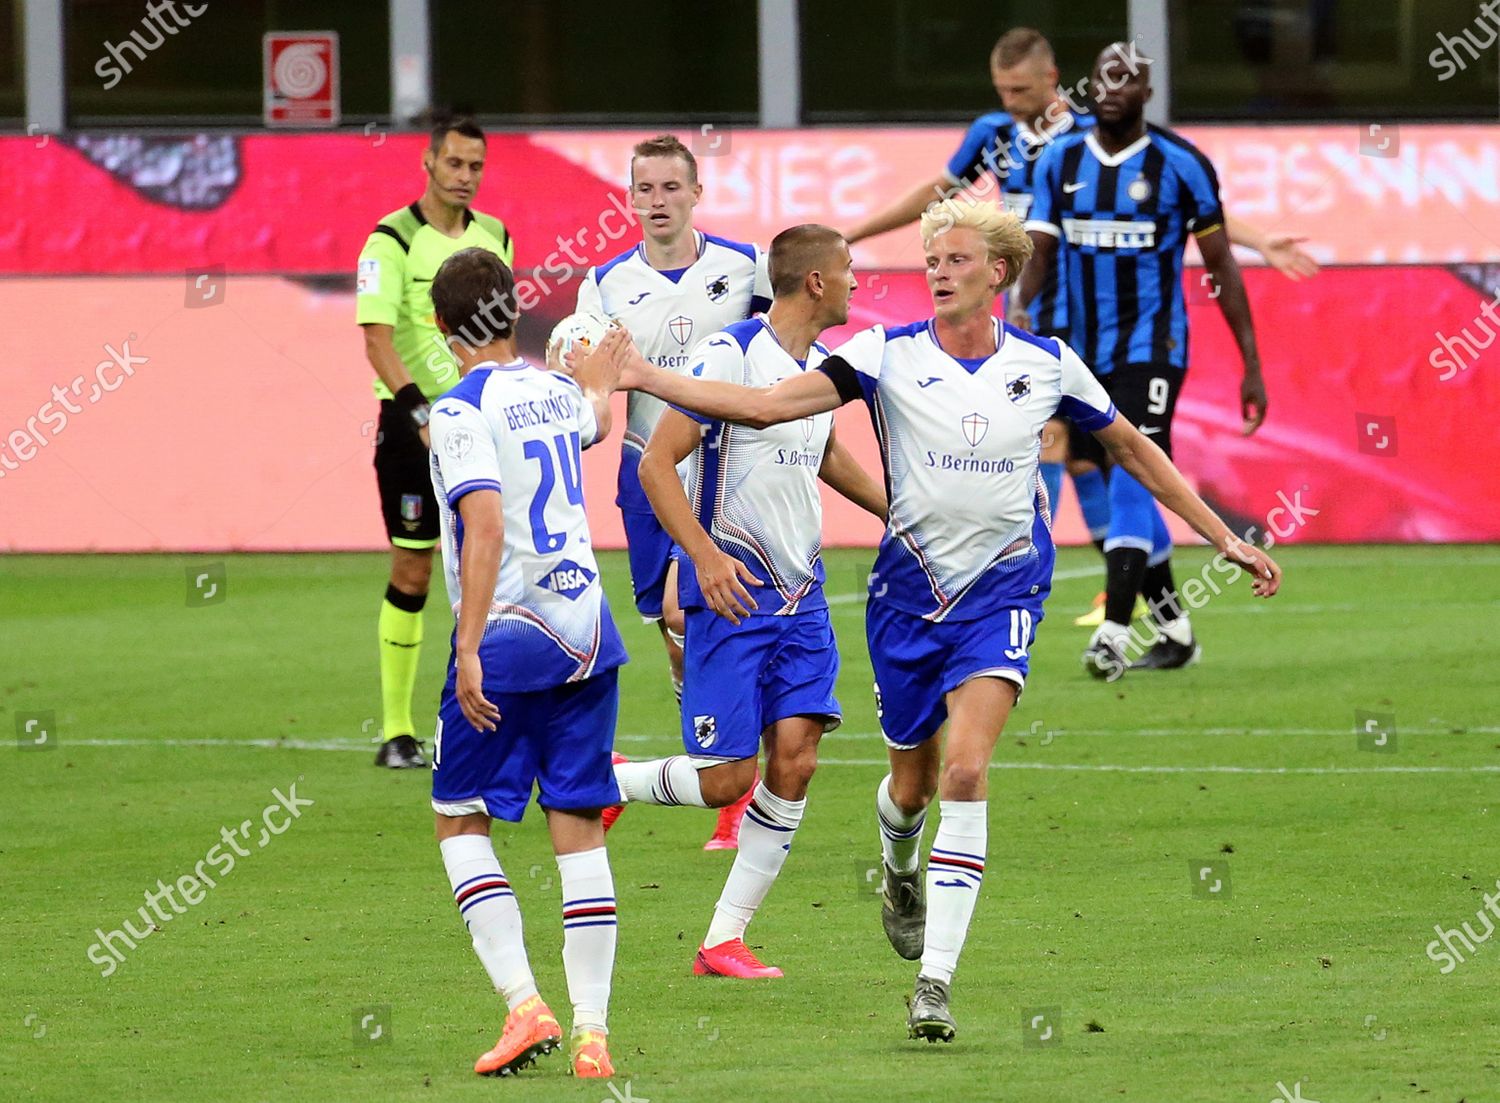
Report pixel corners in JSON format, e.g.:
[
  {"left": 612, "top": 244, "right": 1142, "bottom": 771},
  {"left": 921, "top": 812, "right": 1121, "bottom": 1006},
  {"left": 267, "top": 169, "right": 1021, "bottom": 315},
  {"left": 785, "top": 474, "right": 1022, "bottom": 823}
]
[
  {"left": 374, "top": 400, "right": 439, "bottom": 548},
  {"left": 1067, "top": 361, "right": 1184, "bottom": 467}
]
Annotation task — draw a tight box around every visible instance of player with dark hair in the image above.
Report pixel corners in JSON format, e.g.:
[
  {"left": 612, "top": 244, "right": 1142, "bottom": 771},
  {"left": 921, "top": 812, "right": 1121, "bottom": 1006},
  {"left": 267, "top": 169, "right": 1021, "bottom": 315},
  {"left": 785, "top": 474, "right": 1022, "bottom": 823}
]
[
  {"left": 427, "top": 247, "right": 624, "bottom": 1079},
  {"left": 357, "top": 117, "right": 516, "bottom": 769},
  {"left": 1020, "top": 43, "right": 1267, "bottom": 677}
]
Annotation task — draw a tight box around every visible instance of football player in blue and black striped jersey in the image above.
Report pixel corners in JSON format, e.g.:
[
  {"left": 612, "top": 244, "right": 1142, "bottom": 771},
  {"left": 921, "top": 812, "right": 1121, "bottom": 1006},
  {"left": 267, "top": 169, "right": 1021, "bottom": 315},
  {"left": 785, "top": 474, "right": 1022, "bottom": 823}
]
[{"left": 1021, "top": 42, "right": 1267, "bottom": 678}]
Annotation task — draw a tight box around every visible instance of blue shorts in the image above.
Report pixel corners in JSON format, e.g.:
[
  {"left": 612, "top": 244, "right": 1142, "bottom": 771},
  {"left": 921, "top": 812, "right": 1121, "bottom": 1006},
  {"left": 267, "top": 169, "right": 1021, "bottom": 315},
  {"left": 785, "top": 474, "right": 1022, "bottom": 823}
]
[
  {"left": 622, "top": 507, "right": 674, "bottom": 620},
  {"left": 680, "top": 607, "right": 841, "bottom": 761},
  {"left": 431, "top": 669, "right": 620, "bottom": 822},
  {"left": 867, "top": 597, "right": 1043, "bottom": 749}
]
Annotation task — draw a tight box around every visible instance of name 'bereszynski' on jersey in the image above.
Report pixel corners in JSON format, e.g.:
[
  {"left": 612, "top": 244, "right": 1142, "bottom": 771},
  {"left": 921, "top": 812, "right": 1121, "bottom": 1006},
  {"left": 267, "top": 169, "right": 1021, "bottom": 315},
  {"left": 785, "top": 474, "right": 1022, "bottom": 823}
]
[{"left": 428, "top": 359, "right": 628, "bottom": 690}]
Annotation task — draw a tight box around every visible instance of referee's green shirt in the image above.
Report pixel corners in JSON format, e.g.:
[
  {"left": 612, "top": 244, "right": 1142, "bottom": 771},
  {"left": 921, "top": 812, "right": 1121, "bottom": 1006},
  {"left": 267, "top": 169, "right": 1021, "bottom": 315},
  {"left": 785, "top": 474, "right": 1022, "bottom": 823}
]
[{"left": 356, "top": 201, "right": 515, "bottom": 400}]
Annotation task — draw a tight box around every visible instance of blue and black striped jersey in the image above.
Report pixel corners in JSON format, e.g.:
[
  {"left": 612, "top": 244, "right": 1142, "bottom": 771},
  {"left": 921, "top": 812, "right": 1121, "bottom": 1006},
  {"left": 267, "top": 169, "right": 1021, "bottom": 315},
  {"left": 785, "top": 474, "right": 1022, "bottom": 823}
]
[
  {"left": 1027, "top": 124, "right": 1225, "bottom": 372},
  {"left": 944, "top": 107, "right": 1093, "bottom": 338}
]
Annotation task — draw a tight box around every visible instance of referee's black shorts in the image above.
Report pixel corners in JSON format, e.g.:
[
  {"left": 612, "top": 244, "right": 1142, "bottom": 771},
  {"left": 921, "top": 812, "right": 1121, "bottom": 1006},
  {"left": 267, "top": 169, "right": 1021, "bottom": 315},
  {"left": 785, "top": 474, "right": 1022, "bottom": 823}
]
[
  {"left": 1067, "top": 361, "right": 1184, "bottom": 467},
  {"left": 374, "top": 400, "right": 439, "bottom": 549}
]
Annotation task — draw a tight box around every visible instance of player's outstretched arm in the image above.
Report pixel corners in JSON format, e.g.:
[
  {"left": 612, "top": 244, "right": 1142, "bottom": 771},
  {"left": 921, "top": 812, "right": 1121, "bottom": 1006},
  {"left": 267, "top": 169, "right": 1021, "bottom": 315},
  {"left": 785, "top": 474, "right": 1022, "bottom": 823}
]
[
  {"left": 453, "top": 490, "right": 504, "bottom": 731},
  {"left": 608, "top": 329, "right": 847, "bottom": 429},
  {"left": 1197, "top": 226, "right": 1268, "bottom": 436},
  {"left": 1092, "top": 417, "right": 1281, "bottom": 598},
  {"left": 818, "top": 428, "right": 888, "bottom": 522},
  {"left": 1224, "top": 214, "right": 1320, "bottom": 281},
  {"left": 846, "top": 173, "right": 957, "bottom": 244},
  {"left": 638, "top": 410, "right": 762, "bottom": 624}
]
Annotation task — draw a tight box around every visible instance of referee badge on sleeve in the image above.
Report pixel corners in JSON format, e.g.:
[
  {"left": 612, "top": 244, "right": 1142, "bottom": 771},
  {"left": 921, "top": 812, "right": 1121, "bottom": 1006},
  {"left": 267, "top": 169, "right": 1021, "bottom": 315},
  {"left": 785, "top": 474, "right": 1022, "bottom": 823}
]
[{"left": 357, "top": 258, "right": 380, "bottom": 294}]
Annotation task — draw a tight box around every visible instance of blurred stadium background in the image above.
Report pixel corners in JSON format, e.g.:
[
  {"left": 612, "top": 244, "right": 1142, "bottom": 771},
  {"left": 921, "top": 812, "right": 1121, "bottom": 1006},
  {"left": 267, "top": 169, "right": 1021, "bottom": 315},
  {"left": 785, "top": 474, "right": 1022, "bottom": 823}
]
[{"left": 3, "top": 0, "right": 1498, "bottom": 553}]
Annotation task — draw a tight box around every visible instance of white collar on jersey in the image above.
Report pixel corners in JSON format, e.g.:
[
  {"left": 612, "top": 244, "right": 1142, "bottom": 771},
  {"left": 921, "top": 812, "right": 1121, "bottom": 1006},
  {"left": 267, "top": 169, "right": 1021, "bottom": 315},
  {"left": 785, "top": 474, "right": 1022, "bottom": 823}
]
[
  {"left": 757, "top": 315, "right": 815, "bottom": 367},
  {"left": 1085, "top": 130, "right": 1152, "bottom": 168},
  {"left": 926, "top": 316, "right": 1004, "bottom": 364},
  {"left": 634, "top": 230, "right": 705, "bottom": 271},
  {"left": 471, "top": 357, "right": 529, "bottom": 373}
]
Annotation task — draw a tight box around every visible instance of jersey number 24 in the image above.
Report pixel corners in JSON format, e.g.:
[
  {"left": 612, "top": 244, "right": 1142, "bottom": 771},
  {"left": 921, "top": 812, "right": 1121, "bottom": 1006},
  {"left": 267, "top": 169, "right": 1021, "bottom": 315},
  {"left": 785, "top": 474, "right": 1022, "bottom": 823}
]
[{"left": 522, "top": 432, "right": 584, "bottom": 554}]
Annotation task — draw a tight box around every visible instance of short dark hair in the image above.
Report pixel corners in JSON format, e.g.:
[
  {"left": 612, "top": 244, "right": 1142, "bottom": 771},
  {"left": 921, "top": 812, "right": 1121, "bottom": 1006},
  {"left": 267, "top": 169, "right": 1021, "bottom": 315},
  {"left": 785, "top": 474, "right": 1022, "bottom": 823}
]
[
  {"left": 431, "top": 248, "right": 517, "bottom": 346},
  {"left": 991, "top": 27, "right": 1054, "bottom": 69},
  {"left": 630, "top": 133, "right": 698, "bottom": 185},
  {"left": 768, "top": 224, "right": 847, "bottom": 298},
  {"left": 430, "top": 115, "right": 486, "bottom": 153}
]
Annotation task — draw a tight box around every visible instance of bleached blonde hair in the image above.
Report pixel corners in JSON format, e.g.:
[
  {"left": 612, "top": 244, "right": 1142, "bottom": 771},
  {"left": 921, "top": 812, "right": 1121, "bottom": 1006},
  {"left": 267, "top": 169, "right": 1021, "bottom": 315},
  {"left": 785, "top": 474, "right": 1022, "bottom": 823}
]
[{"left": 920, "top": 199, "right": 1034, "bottom": 292}]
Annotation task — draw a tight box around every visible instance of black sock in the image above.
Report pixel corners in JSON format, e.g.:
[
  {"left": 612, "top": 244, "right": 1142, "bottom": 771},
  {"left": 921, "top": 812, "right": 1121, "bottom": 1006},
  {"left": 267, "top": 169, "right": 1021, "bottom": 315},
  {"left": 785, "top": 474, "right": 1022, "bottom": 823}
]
[
  {"left": 1141, "top": 560, "right": 1183, "bottom": 623},
  {"left": 1104, "top": 547, "right": 1148, "bottom": 626},
  {"left": 1091, "top": 537, "right": 1107, "bottom": 558}
]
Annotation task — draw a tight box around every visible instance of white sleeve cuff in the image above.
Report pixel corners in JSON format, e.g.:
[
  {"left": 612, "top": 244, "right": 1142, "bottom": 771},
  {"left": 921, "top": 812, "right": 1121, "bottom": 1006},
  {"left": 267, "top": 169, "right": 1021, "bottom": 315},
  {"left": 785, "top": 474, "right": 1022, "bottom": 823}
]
[{"left": 1024, "top": 220, "right": 1061, "bottom": 238}]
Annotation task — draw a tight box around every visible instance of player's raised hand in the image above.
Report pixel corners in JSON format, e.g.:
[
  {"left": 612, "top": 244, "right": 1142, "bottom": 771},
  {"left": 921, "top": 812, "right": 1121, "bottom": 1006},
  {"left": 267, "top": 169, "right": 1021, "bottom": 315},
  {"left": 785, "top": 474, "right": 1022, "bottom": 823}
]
[
  {"left": 1261, "top": 234, "right": 1320, "bottom": 281},
  {"left": 694, "top": 547, "right": 762, "bottom": 625},
  {"left": 1240, "top": 371, "right": 1268, "bottom": 436},
  {"left": 1221, "top": 534, "right": 1281, "bottom": 598},
  {"left": 455, "top": 651, "right": 501, "bottom": 731},
  {"left": 568, "top": 325, "right": 629, "bottom": 393}
]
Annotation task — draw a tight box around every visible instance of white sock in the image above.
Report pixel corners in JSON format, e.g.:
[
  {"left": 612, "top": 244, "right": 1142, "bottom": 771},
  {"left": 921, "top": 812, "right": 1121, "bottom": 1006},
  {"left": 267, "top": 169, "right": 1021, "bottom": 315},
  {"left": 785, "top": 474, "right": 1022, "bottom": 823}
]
[
  {"left": 1157, "top": 613, "right": 1193, "bottom": 646},
  {"left": 439, "top": 835, "right": 538, "bottom": 1010},
  {"left": 557, "top": 847, "right": 616, "bottom": 1034},
  {"left": 704, "top": 782, "right": 804, "bottom": 947},
  {"left": 1091, "top": 619, "right": 1132, "bottom": 649},
  {"left": 614, "top": 755, "right": 707, "bottom": 807},
  {"left": 876, "top": 774, "right": 926, "bottom": 875},
  {"left": 920, "top": 801, "right": 988, "bottom": 986}
]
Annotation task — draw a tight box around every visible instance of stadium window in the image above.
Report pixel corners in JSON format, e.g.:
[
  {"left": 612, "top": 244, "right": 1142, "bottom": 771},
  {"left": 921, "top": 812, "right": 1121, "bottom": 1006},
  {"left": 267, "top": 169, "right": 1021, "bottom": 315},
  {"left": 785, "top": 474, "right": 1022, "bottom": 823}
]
[
  {"left": 1170, "top": 0, "right": 1499, "bottom": 121},
  {"left": 64, "top": 0, "right": 388, "bottom": 126},
  {"left": 800, "top": 0, "right": 1128, "bottom": 123},
  {"left": 431, "top": 0, "right": 758, "bottom": 124},
  {"left": 1, "top": 0, "right": 21, "bottom": 125}
]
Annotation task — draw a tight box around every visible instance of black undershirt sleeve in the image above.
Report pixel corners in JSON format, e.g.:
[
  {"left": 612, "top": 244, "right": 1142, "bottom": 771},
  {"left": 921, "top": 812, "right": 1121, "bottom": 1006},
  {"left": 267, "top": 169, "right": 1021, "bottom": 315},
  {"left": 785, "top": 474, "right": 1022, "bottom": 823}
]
[{"left": 817, "top": 355, "right": 862, "bottom": 404}]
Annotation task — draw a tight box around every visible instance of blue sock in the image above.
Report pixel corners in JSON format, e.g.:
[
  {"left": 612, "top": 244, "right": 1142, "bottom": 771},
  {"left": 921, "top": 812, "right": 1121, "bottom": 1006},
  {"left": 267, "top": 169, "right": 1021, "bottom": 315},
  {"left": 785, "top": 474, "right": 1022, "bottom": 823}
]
[
  {"left": 1104, "top": 468, "right": 1155, "bottom": 555},
  {"left": 1148, "top": 501, "right": 1173, "bottom": 566},
  {"left": 1039, "top": 462, "right": 1064, "bottom": 517},
  {"left": 1073, "top": 467, "right": 1111, "bottom": 543}
]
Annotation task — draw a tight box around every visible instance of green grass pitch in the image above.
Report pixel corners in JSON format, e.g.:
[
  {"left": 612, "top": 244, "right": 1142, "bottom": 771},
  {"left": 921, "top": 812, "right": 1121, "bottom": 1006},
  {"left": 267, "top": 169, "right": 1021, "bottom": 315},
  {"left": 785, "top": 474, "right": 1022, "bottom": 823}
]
[{"left": 3, "top": 545, "right": 1497, "bottom": 1102}]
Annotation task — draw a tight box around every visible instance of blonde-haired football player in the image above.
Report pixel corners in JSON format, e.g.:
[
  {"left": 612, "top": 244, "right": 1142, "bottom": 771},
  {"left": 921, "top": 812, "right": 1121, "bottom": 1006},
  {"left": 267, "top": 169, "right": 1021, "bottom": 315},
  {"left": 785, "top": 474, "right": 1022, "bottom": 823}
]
[{"left": 591, "top": 200, "right": 1282, "bottom": 1041}]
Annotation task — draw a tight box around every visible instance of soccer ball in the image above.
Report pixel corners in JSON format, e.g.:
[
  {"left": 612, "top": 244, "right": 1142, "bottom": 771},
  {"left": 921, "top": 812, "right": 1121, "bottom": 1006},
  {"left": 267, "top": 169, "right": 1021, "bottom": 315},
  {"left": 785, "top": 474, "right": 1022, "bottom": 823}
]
[{"left": 546, "top": 310, "right": 613, "bottom": 367}]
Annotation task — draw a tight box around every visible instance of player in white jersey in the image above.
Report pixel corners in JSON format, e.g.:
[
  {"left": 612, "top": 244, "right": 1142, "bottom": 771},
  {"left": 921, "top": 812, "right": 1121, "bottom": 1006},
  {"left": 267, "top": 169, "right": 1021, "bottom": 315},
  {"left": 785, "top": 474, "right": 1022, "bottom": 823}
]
[
  {"left": 600, "top": 225, "right": 886, "bottom": 978},
  {"left": 574, "top": 133, "right": 772, "bottom": 850},
  {"left": 425, "top": 248, "right": 626, "bottom": 1079},
  {"left": 594, "top": 201, "right": 1282, "bottom": 1040}
]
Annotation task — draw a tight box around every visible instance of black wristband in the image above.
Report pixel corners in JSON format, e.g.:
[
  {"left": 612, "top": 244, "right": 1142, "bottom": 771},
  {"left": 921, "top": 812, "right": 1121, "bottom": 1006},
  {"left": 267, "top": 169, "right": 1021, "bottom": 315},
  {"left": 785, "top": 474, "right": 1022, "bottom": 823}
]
[
  {"left": 393, "top": 383, "right": 430, "bottom": 428},
  {"left": 393, "top": 383, "right": 427, "bottom": 412}
]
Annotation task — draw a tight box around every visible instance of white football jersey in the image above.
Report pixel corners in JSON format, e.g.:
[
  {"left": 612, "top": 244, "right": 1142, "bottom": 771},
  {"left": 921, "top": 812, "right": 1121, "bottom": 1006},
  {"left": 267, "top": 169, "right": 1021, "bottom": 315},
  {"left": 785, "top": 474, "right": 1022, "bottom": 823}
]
[
  {"left": 575, "top": 232, "right": 771, "bottom": 510},
  {"left": 428, "top": 359, "right": 627, "bottom": 689},
  {"left": 825, "top": 319, "right": 1116, "bottom": 622},
  {"left": 676, "top": 318, "right": 835, "bottom": 616}
]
